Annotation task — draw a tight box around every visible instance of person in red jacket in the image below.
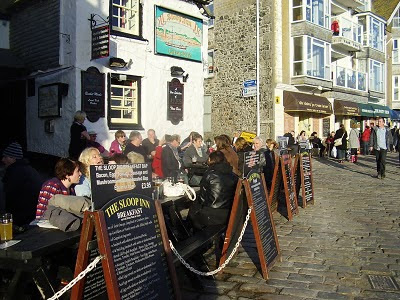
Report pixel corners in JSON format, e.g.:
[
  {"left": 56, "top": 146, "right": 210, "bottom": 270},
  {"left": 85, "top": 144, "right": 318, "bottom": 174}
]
[
  {"left": 152, "top": 135, "right": 167, "bottom": 178},
  {"left": 361, "top": 125, "right": 372, "bottom": 155},
  {"left": 331, "top": 20, "right": 339, "bottom": 36}
]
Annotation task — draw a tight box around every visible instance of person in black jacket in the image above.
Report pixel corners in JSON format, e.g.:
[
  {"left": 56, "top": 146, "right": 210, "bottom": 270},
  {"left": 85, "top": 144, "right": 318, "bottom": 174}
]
[
  {"left": 333, "top": 124, "right": 348, "bottom": 163},
  {"left": 1, "top": 142, "right": 44, "bottom": 226},
  {"left": 188, "top": 151, "right": 238, "bottom": 230},
  {"left": 263, "top": 139, "right": 277, "bottom": 191},
  {"left": 161, "top": 134, "right": 187, "bottom": 182}
]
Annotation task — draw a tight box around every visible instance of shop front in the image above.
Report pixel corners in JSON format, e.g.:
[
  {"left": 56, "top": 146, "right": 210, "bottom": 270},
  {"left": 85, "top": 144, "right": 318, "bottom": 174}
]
[
  {"left": 333, "top": 100, "right": 360, "bottom": 129},
  {"left": 283, "top": 91, "right": 333, "bottom": 137},
  {"left": 358, "top": 103, "right": 390, "bottom": 129}
]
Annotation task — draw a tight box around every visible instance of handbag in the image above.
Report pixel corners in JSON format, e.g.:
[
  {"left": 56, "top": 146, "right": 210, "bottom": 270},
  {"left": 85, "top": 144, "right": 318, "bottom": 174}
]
[
  {"left": 163, "top": 181, "right": 196, "bottom": 201},
  {"left": 331, "top": 146, "right": 337, "bottom": 158},
  {"left": 334, "top": 132, "right": 345, "bottom": 147}
]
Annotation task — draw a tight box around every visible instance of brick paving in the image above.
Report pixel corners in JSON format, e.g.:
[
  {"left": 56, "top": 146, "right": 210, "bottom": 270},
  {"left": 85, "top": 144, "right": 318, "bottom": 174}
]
[{"left": 179, "top": 153, "right": 400, "bottom": 299}]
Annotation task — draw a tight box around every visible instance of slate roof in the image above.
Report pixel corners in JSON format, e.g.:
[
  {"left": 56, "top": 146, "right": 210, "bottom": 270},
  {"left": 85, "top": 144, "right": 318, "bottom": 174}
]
[{"left": 372, "top": 0, "right": 400, "bottom": 22}]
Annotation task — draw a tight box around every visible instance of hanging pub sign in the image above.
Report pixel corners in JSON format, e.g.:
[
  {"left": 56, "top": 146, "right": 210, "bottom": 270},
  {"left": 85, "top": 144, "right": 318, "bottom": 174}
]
[
  {"left": 167, "top": 78, "right": 184, "bottom": 125},
  {"left": 81, "top": 67, "right": 105, "bottom": 123},
  {"left": 91, "top": 25, "right": 110, "bottom": 59}
]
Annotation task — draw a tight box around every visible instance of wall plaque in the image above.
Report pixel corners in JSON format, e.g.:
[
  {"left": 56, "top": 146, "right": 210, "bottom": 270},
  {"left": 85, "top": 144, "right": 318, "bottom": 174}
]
[
  {"left": 167, "top": 78, "right": 184, "bottom": 125},
  {"left": 81, "top": 67, "right": 105, "bottom": 123}
]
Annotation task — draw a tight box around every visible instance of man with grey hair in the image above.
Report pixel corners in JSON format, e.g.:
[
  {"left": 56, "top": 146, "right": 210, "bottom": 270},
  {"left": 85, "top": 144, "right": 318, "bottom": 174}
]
[
  {"left": 369, "top": 118, "right": 389, "bottom": 179},
  {"left": 253, "top": 136, "right": 266, "bottom": 170},
  {"left": 124, "top": 131, "right": 148, "bottom": 161}
]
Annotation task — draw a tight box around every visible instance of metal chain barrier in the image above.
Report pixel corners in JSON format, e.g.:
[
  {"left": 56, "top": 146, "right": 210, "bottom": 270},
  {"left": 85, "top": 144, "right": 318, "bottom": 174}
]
[
  {"left": 47, "top": 255, "right": 103, "bottom": 300},
  {"left": 169, "top": 206, "right": 252, "bottom": 276}
]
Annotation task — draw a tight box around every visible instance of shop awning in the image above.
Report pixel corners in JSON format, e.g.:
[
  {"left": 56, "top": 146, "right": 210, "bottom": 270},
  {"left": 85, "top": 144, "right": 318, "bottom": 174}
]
[
  {"left": 334, "top": 100, "right": 360, "bottom": 116},
  {"left": 358, "top": 103, "right": 390, "bottom": 118},
  {"left": 283, "top": 91, "right": 333, "bottom": 114},
  {"left": 390, "top": 109, "right": 400, "bottom": 120},
  {"left": 369, "top": 103, "right": 390, "bottom": 118}
]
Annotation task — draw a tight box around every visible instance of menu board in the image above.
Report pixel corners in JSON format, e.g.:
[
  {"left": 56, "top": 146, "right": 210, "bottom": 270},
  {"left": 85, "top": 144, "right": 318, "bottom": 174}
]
[
  {"left": 280, "top": 153, "right": 298, "bottom": 220},
  {"left": 167, "top": 78, "right": 184, "bottom": 125},
  {"left": 81, "top": 67, "right": 105, "bottom": 123},
  {"left": 83, "top": 237, "right": 107, "bottom": 299},
  {"left": 269, "top": 154, "right": 281, "bottom": 213},
  {"left": 300, "top": 152, "right": 314, "bottom": 206},
  {"left": 241, "top": 151, "right": 261, "bottom": 178},
  {"left": 90, "top": 163, "right": 152, "bottom": 209},
  {"left": 102, "top": 194, "right": 176, "bottom": 299},
  {"left": 245, "top": 170, "right": 279, "bottom": 269}
]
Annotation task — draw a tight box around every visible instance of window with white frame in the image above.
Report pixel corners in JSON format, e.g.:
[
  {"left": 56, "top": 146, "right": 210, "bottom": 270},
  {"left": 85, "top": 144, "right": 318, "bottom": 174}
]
[
  {"left": 369, "top": 17, "right": 384, "bottom": 52},
  {"left": 109, "top": 74, "right": 141, "bottom": 129},
  {"left": 369, "top": 60, "right": 384, "bottom": 93},
  {"left": 394, "top": 76, "right": 400, "bottom": 101},
  {"left": 208, "top": 50, "right": 215, "bottom": 75},
  {"left": 292, "top": 36, "right": 330, "bottom": 79},
  {"left": 393, "top": 8, "right": 400, "bottom": 28},
  {"left": 206, "top": 1, "right": 214, "bottom": 27},
  {"left": 111, "top": 0, "right": 141, "bottom": 37},
  {"left": 393, "top": 39, "right": 399, "bottom": 64},
  {"left": 292, "top": 0, "right": 330, "bottom": 29}
]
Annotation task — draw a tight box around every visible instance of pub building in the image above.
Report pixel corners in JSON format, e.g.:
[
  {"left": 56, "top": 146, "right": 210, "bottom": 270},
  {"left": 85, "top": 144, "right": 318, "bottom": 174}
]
[{"left": 0, "top": 0, "right": 212, "bottom": 158}]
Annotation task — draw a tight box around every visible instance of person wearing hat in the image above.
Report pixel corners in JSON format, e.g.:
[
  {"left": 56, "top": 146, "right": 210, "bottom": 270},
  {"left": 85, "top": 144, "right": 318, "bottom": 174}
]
[
  {"left": 87, "top": 131, "right": 109, "bottom": 157},
  {"left": 1, "top": 142, "right": 44, "bottom": 226}
]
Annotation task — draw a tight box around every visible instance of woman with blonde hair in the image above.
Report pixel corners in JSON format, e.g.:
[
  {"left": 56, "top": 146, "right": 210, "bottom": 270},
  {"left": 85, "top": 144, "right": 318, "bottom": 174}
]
[{"left": 75, "top": 147, "right": 103, "bottom": 198}]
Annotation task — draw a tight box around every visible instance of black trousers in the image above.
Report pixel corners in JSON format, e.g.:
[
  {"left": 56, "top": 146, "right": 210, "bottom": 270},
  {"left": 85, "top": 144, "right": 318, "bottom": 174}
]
[{"left": 375, "top": 149, "right": 387, "bottom": 176}]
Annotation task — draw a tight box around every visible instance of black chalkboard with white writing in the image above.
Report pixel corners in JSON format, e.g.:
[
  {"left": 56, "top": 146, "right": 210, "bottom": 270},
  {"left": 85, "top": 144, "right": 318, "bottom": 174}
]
[
  {"left": 245, "top": 170, "right": 279, "bottom": 271},
  {"left": 295, "top": 152, "right": 314, "bottom": 208},
  {"left": 280, "top": 153, "right": 298, "bottom": 220},
  {"left": 102, "top": 194, "right": 176, "bottom": 299}
]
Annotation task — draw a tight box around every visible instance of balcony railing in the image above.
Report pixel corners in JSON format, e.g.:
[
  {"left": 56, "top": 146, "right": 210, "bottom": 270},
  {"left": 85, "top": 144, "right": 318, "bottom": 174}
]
[
  {"left": 333, "top": 17, "right": 362, "bottom": 44},
  {"left": 335, "top": 66, "right": 367, "bottom": 91}
]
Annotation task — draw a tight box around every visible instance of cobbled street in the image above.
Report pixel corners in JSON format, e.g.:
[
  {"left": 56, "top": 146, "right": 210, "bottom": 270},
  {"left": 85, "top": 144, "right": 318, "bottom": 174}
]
[{"left": 180, "top": 153, "right": 400, "bottom": 300}]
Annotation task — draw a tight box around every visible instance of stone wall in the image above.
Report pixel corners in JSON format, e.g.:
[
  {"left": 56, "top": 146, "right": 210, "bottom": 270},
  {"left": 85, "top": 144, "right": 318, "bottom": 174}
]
[{"left": 204, "top": 0, "right": 274, "bottom": 141}]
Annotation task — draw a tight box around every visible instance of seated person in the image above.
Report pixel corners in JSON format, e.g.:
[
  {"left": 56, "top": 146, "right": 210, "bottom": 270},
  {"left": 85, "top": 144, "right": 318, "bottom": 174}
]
[
  {"left": 76, "top": 147, "right": 104, "bottom": 198},
  {"left": 152, "top": 135, "right": 167, "bottom": 178},
  {"left": 108, "top": 153, "right": 129, "bottom": 164},
  {"left": 36, "top": 158, "right": 82, "bottom": 219},
  {"left": 183, "top": 133, "right": 208, "bottom": 186},
  {"left": 87, "top": 131, "right": 109, "bottom": 157},
  {"left": 162, "top": 134, "right": 186, "bottom": 181},
  {"left": 127, "top": 152, "right": 145, "bottom": 164},
  {"left": 142, "top": 129, "right": 159, "bottom": 160},
  {"left": 188, "top": 151, "right": 238, "bottom": 231},
  {"left": 124, "top": 131, "right": 148, "bottom": 161},
  {"left": 109, "top": 130, "right": 127, "bottom": 155},
  {"left": 309, "top": 132, "right": 325, "bottom": 157},
  {"left": 1, "top": 142, "right": 44, "bottom": 226}
]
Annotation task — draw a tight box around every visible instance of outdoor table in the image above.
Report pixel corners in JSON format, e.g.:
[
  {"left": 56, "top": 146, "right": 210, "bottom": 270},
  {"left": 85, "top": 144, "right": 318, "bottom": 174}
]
[
  {"left": 159, "top": 186, "right": 200, "bottom": 242},
  {"left": 0, "top": 226, "right": 81, "bottom": 299}
]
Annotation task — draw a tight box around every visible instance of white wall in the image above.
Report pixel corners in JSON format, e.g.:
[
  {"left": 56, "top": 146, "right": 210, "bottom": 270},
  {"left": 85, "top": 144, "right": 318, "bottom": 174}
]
[{"left": 26, "top": 0, "right": 208, "bottom": 156}]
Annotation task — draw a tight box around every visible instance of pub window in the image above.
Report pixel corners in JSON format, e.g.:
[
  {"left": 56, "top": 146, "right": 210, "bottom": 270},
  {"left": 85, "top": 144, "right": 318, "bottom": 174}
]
[
  {"left": 393, "top": 39, "right": 399, "bottom": 64},
  {"left": 393, "top": 76, "right": 400, "bottom": 101},
  {"left": 110, "top": 0, "right": 141, "bottom": 37},
  {"left": 369, "top": 16, "right": 384, "bottom": 52},
  {"left": 108, "top": 74, "right": 142, "bottom": 129}
]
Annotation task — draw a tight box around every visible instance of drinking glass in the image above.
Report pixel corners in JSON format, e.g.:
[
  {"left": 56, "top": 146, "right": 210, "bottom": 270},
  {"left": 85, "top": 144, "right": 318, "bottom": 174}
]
[{"left": 0, "top": 213, "right": 13, "bottom": 242}]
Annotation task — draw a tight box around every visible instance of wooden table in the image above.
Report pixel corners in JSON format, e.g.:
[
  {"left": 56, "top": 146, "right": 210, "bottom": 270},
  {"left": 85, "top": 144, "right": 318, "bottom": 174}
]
[{"left": 0, "top": 226, "right": 81, "bottom": 299}]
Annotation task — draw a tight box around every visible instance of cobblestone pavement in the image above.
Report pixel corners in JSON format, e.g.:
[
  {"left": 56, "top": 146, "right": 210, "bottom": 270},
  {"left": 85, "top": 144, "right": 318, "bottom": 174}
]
[{"left": 179, "top": 153, "right": 400, "bottom": 300}]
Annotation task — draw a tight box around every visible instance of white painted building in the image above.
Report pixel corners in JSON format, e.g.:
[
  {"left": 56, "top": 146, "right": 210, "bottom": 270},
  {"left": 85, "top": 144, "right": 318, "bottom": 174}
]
[{"left": 2, "top": 0, "right": 209, "bottom": 157}]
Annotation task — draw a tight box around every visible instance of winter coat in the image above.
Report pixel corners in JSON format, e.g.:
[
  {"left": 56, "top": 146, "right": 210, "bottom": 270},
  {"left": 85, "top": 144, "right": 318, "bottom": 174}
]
[
  {"left": 219, "top": 147, "right": 239, "bottom": 176},
  {"left": 334, "top": 128, "right": 348, "bottom": 150},
  {"left": 183, "top": 144, "right": 208, "bottom": 167},
  {"left": 188, "top": 162, "right": 238, "bottom": 230},
  {"left": 348, "top": 128, "right": 360, "bottom": 149}
]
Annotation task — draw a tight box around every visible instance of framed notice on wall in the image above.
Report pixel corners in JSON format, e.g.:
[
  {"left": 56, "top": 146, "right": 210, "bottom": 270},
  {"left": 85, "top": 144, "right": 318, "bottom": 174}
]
[
  {"left": 155, "top": 6, "right": 203, "bottom": 62},
  {"left": 38, "top": 83, "right": 65, "bottom": 118},
  {"left": 81, "top": 67, "right": 105, "bottom": 123},
  {"left": 167, "top": 78, "right": 184, "bottom": 125}
]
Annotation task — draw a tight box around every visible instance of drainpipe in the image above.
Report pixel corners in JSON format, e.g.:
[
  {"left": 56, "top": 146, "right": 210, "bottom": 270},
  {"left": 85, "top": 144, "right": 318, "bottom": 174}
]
[{"left": 256, "top": 0, "right": 260, "bottom": 136}]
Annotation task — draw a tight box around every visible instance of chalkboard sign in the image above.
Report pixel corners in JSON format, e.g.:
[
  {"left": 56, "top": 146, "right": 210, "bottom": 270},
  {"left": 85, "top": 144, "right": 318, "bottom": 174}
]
[
  {"left": 81, "top": 67, "right": 105, "bottom": 123},
  {"left": 239, "top": 151, "right": 260, "bottom": 178},
  {"left": 269, "top": 152, "right": 281, "bottom": 213},
  {"left": 71, "top": 201, "right": 180, "bottom": 299},
  {"left": 167, "top": 78, "right": 184, "bottom": 125},
  {"left": 294, "top": 152, "right": 314, "bottom": 208},
  {"left": 280, "top": 153, "right": 298, "bottom": 220},
  {"left": 220, "top": 173, "right": 280, "bottom": 280},
  {"left": 90, "top": 163, "right": 153, "bottom": 210},
  {"left": 323, "top": 118, "right": 330, "bottom": 138},
  {"left": 101, "top": 195, "right": 178, "bottom": 299}
]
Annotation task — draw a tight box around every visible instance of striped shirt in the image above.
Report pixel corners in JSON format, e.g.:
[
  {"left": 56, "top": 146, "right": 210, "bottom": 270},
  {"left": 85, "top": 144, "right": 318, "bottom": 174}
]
[{"left": 36, "top": 178, "right": 75, "bottom": 219}]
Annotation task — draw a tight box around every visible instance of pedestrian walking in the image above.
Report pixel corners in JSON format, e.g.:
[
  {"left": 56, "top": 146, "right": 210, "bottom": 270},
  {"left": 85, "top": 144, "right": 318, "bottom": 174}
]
[
  {"left": 333, "top": 124, "right": 347, "bottom": 163},
  {"left": 369, "top": 118, "right": 390, "bottom": 179},
  {"left": 348, "top": 124, "right": 360, "bottom": 163}
]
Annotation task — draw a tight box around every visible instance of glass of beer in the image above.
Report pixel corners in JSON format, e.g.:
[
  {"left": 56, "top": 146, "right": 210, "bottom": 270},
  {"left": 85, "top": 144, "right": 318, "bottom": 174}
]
[{"left": 0, "top": 213, "right": 13, "bottom": 242}]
